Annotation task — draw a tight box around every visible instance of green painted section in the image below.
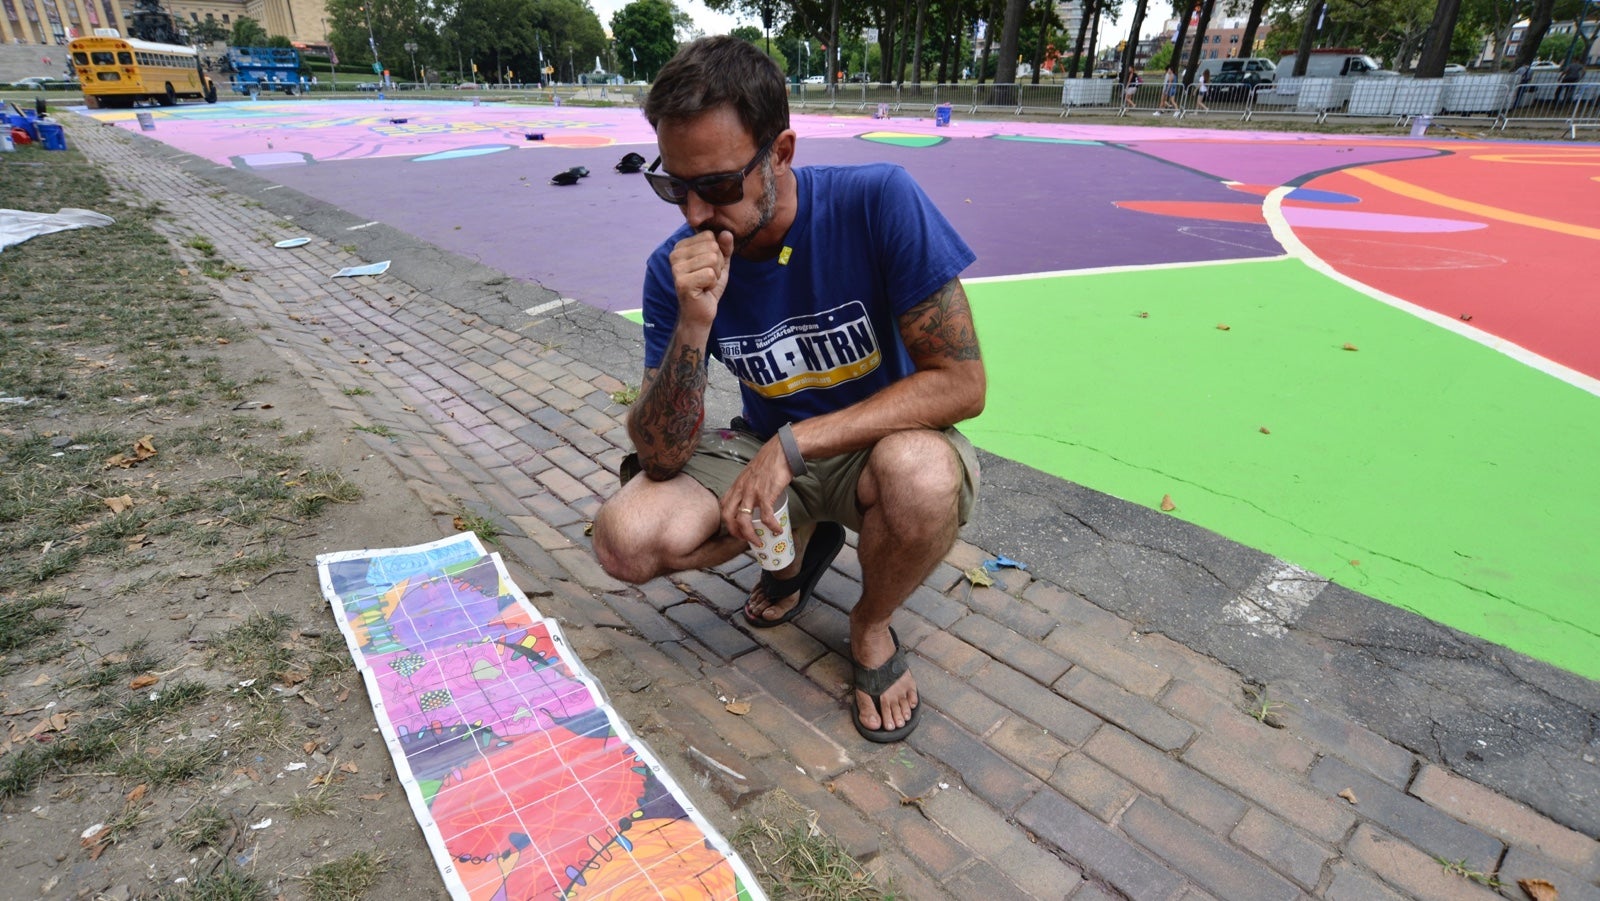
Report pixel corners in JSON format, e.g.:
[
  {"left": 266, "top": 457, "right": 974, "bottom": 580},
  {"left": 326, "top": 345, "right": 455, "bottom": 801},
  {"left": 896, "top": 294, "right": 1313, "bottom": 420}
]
[
  {"left": 992, "top": 135, "right": 1101, "bottom": 144},
  {"left": 620, "top": 309, "right": 643, "bottom": 324},
  {"left": 859, "top": 134, "right": 946, "bottom": 147},
  {"left": 964, "top": 258, "right": 1600, "bottom": 680}
]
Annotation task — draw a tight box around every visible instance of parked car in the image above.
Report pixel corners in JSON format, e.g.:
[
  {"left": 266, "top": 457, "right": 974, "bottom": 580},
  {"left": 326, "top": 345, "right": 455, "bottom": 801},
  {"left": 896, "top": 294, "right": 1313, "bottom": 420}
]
[
  {"left": 802, "top": 75, "right": 825, "bottom": 84},
  {"left": 10, "top": 75, "right": 78, "bottom": 90},
  {"left": 848, "top": 72, "right": 870, "bottom": 83},
  {"left": 1443, "top": 63, "right": 1466, "bottom": 74},
  {"left": 1207, "top": 70, "right": 1260, "bottom": 103},
  {"left": 354, "top": 82, "right": 380, "bottom": 91}
]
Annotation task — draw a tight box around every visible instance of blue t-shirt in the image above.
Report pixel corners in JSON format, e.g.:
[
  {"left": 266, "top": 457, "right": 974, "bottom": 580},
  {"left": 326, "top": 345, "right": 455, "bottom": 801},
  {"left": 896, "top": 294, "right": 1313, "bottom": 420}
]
[{"left": 641, "top": 163, "right": 976, "bottom": 439}]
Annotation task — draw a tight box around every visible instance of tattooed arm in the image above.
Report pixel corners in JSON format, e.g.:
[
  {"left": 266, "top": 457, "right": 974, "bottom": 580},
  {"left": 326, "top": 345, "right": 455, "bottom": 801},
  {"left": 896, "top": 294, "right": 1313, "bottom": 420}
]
[
  {"left": 780, "top": 277, "right": 986, "bottom": 459},
  {"left": 627, "top": 337, "right": 709, "bottom": 482},
  {"left": 627, "top": 230, "right": 731, "bottom": 481}
]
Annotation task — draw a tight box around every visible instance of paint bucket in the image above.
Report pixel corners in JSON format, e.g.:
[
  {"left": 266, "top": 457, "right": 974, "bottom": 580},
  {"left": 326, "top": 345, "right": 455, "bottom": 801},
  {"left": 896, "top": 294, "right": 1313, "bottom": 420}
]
[
  {"left": 1409, "top": 114, "right": 1432, "bottom": 137},
  {"left": 875, "top": 102, "right": 889, "bottom": 119},
  {"left": 36, "top": 121, "right": 66, "bottom": 151},
  {"left": 136, "top": 111, "right": 155, "bottom": 131},
  {"left": 935, "top": 103, "right": 952, "bottom": 127}
]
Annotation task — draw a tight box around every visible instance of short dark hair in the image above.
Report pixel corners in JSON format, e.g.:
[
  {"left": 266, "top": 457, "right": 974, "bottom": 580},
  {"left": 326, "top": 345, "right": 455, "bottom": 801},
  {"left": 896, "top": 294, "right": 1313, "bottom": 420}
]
[{"left": 644, "top": 36, "right": 789, "bottom": 149}]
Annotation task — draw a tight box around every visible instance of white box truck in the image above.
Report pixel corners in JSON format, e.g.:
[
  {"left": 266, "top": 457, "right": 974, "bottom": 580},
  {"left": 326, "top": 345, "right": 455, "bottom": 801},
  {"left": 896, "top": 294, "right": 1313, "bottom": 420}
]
[{"left": 1276, "top": 49, "right": 1396, "bottom": 78}]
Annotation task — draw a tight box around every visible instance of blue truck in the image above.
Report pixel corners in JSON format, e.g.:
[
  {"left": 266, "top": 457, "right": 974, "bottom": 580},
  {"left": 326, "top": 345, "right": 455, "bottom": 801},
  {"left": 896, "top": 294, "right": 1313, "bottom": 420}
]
[{"left": 224, "top": 46, "right": 304, "bottom": 95}]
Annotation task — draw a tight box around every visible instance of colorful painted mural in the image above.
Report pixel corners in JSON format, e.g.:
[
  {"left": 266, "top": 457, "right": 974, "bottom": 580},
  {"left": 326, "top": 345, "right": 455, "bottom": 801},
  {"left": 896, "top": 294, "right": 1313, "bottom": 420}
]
[{"left": 316, "top": 533, "right": 763, "bottom": 900}]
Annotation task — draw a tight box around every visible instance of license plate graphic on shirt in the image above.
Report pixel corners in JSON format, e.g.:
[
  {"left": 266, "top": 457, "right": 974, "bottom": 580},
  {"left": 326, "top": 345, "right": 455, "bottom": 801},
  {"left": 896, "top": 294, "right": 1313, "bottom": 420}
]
[{"left": 717, "top": 300, "right": 882, "bottom": 398}]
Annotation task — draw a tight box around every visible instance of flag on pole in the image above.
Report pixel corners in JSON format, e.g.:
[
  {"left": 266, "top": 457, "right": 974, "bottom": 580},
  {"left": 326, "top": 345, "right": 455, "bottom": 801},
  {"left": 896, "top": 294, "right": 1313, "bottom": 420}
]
[{"left": 631, "top": 47, "right": 636, "bottom": 61}]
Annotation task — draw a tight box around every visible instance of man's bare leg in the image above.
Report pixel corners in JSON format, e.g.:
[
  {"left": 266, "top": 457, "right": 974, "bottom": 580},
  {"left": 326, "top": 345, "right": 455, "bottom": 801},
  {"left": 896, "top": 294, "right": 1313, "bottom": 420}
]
[
  {"left": 849, "top": 431, "right": 963, "bottom": 733},
  {"left": 593, "top": 473, "right": 746, "bottom": 583}
]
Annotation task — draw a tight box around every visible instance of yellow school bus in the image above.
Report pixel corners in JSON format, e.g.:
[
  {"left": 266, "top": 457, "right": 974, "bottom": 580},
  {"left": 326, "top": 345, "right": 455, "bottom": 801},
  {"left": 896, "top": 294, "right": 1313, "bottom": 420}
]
[{"left": 70, "top": 35, "right": 217, "bottom": 109}]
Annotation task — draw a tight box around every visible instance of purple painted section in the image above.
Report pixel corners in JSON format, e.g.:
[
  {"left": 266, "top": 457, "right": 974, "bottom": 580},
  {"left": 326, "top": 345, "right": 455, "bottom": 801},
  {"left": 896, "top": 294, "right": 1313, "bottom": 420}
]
[
  {"left": 264, "top": 135, "right": 1284, "bottom": 312},
  {"left": 86, "top": 101, "right": 1463, "bottom": 313},
  {"left": 1117, "top": 139, "right": 1440, "bottom": 186}
]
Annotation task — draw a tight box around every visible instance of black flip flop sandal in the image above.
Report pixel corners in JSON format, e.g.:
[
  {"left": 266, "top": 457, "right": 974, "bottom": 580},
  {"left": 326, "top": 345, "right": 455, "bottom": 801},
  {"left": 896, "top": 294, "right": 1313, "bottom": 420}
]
[
  {"left": 852, "top": 627, "right": 920, "bottom": 743},
  {"left": 742, "top": 521, "right": 845, "bottom": 629}
]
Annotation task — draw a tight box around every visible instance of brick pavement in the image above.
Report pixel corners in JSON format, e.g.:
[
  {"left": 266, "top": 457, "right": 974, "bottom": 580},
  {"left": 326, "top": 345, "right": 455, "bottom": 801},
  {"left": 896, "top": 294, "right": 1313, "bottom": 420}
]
[{"left": 63, "top": 115, "right": 1600, "bottom": 901}]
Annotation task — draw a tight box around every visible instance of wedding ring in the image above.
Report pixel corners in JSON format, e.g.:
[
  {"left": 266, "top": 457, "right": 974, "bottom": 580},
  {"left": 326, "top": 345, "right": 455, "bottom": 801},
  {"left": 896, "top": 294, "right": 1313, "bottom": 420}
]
[{"left": 739, "top": 507, "right": 753, "bottom": 514}]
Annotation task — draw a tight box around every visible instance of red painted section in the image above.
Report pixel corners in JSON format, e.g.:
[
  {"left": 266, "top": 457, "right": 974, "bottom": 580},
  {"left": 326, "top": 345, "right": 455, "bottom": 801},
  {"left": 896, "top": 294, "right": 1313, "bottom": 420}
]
[
  {"left": 1113, "top": 200, "right": 1266, "bottom": 223},
  {"left": 1295, "top": 150, "right": 1600, "bottom": 382}
]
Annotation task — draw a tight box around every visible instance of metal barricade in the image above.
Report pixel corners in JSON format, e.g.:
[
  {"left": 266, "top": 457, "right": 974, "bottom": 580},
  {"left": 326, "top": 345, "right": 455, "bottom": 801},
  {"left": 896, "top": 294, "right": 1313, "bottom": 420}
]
[
  {"left": 1437, "top": 74, "right": 1514, "bottom": 122},
  {"left": 899, "top": 83, "right": 941, "bottom": 115},
  {"left": 1015, "top": 83, "right": 1064, "bottom": 115},
  {"left": 1181, "top": 81, "right": 1252, "bottom": 120},
  {"left": 1570, "top": 80, "right": 1600, "bottom": 138},
  {"left": 1060, "top": 78, "right": 1115, "bottom": 116},
  {"left": 1244, "top": 76, "right": 1319, "bottom": 121},
  {"left": 1497, "top": 79, "right": 1588, "bottom": 131}
]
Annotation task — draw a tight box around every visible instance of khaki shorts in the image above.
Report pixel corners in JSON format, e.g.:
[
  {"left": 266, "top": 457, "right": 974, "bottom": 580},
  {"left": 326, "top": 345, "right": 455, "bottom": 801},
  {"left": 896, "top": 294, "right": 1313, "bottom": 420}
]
[{"left": 623, "top": 424, "right": 980, "bottom": 534}]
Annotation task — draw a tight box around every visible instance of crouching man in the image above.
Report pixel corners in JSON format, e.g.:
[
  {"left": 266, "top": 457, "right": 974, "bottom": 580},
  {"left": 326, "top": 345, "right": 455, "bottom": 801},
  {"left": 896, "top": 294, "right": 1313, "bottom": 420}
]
[{"left": 593, "top": 36, "right": 985, "bottom": 743}]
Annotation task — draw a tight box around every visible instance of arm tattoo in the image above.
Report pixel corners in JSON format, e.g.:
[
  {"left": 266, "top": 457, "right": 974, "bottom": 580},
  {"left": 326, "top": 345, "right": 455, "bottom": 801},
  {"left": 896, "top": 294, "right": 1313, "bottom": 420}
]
[
  {"left": 628, "top": 335, "right": 708, "bottom": 481},
  {"left": 900, "top": 279, "right": 982, "bottom": 364}
]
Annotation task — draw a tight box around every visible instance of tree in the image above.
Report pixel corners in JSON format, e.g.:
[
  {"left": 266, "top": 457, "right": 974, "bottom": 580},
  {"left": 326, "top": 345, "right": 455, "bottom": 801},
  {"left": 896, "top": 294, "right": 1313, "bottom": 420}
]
[
  {"left": 1538, "top": 29, "right": 1575, "bottom": 60},
  {"left": 1235, "top": 0, "right": 1270, "bottom": 62},
  {"left": 1415, "top": 0, "right": 1465, "bottom": 75},
  {"left": 1514, "top": 0, "right": 1557, "bottom": 67},
  {"left": 1147, "top": 43, "right": 1173, "bottom": 70},
  {"left": 192, "top": 16, "right": 229, "bottom": 45},
  {"left": 231, "top": 16, "right": 268, "bottom": 47},
  {"left": 994, "top": 0, "right": 1028, "bottom": 83},
  {"left": 612, "top": 0, "right": 679, "bottom": 80}
]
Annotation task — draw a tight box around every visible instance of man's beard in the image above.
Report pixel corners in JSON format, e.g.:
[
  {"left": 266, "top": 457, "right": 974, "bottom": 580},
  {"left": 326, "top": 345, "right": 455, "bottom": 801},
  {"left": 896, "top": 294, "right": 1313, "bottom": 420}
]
[{"left": 700, "top": 160, "right": 777, "bottom": 254}]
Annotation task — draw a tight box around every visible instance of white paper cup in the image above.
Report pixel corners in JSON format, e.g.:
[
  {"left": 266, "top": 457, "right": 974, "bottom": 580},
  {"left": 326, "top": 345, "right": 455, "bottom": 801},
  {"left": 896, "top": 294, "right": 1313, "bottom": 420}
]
[{"left": 750, "top": 500, "right": 795, "bottom": 572}]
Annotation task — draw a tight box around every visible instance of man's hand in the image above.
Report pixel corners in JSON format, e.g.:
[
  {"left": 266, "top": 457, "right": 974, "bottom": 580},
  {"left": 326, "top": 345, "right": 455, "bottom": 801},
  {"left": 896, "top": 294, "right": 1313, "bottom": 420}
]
[
  {"left": 670, "top": 230, "right": 734, "bottom": 329},
  {"left": 720, "top": 437, "right": 793, "bottom": 545}
]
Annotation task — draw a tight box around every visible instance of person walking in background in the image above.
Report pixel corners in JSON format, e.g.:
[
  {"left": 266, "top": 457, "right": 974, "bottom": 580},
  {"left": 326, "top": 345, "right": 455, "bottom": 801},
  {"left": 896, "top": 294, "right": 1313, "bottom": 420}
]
[
  {"left": 1158, "top": 64, "right": 1179, "bottom": 114},
  {"left": 1557, "top": 58, "right": 1586, "bottom": 105},
  {"left": 1123, "top": 69, "right": 1141, "bottom": 110},
  {"left": 1195, "top": 69, "right": 1210, "bottom": 111}
]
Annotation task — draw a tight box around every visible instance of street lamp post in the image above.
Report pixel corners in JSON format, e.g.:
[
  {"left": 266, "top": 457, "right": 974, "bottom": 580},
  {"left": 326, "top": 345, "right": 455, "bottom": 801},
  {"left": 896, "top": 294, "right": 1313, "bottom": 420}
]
[
  {"left": 404, "top": 40, "right": 417, "bottom": 84},
  {"left": 360, "top": 3, "right": 380, "bottom": 78}
]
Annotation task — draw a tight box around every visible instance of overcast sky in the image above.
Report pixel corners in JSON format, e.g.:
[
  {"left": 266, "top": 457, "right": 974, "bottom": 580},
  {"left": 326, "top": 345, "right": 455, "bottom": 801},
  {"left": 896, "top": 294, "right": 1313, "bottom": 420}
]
[{"left": 588, "top": 0, "right": 743, "bottom": 38}]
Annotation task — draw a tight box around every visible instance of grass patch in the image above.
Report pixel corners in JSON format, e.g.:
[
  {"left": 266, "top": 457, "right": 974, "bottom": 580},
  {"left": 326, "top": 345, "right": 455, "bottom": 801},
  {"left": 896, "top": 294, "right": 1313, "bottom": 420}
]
[
  {"left": 172, "top": 804, "right": 232, "bottom": 851},
  {"left": 208, "top": 612, "right": 295, "bottom": 683},
  {"left": 351, "top": 423, "right": 396, "bottom": 439},
  {"left": 610, "top": 384, "right": 640, "bottom": 405},
  {"left": 1436, "top": 856, "right": 1502, "bottom": 888},
  {"left": 1243, "top": 683, "right": 1293, "bottom": 728},
  {"left": 452, "top": 510, "right": 502, "bottom": 546},
  {"left": 732, "top": 791, "right": 888, "bottom": 900},
  {"left": 0, "top": 680, "right": 211, "bottom": 799},
  {"left": 159, "top": 867, "right": 270, "bottom": 901},
  {"left": 303, "top": 850, "right": 391, "bottom": 900},
  {"left": 0, "top": 592, "right": 68, "bottom": 652}
]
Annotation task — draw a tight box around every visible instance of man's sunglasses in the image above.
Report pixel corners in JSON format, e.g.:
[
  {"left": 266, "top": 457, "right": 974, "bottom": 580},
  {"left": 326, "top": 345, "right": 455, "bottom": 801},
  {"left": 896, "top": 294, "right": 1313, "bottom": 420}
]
[{"left": 643, "top": 138, "right": 776, "bottom": 206}]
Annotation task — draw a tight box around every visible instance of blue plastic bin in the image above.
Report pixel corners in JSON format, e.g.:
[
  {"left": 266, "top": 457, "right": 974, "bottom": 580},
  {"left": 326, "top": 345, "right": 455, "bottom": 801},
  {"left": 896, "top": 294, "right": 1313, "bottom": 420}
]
[
  {"left": 935, "top": 103, "right": 953, "bottom": 126},
  {"left": 36, "top": 121, "right": 66, "bottom": 151}
]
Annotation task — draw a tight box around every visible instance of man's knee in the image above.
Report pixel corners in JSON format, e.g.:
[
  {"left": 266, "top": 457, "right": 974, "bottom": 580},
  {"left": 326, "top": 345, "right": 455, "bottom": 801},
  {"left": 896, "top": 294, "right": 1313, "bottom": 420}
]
[
  {"left": 592, "top": 497, "right": 660, "bottom": 584},
  {"left": 868, "top": 430, "right": 963, "bottom": 507}
]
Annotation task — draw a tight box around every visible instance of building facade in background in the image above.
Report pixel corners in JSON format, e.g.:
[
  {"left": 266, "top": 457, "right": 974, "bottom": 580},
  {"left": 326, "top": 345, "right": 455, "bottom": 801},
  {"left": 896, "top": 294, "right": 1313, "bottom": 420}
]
[{"left": 3, "top": 0, "right": 326, "bottom": 46}]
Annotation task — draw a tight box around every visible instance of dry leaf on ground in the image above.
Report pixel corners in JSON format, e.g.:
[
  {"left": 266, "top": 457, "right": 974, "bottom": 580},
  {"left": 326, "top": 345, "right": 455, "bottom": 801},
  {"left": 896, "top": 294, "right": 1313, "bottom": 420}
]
[
  {"left": 1160, "top": 494, "right": 1177, "bottom": 512},
  {"left": 1518, "top": 878, "right": 1558, "bottom": 901},
  {"left": 725, "top": 700, "right": 752, "bottom": 716}
]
